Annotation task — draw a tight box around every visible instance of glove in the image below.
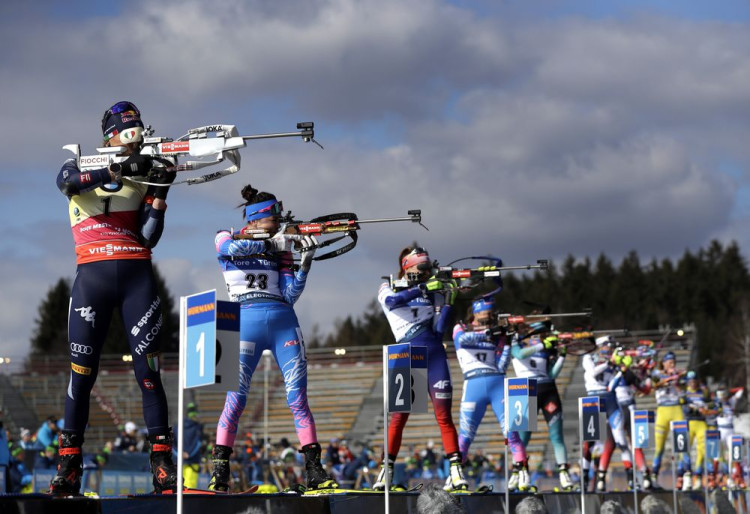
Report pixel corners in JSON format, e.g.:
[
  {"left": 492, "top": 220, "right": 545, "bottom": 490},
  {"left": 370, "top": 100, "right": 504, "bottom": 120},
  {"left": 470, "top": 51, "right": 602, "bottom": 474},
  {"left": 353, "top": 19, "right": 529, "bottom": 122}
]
[
  {"left": 265, "top": 233, "right": 299, "bottom": 253},
  {"left": 298, "top": 235, "right": 318, "bottom": 272},
  {"left": 559, "top": 344, "right": 567, "bottom": 357},
  {"left": 444, "top": 279, "right": 458, "bottom": 305},
  {"left": 620, "top": 355, "right": 633, "bottom": 369},
  {"left": 424, "top": 276, "right": 444, "bottom": 292},
  {"left": 542, "top": 336, "right": 558, "bottom": 350},
  {"left": 119, "top": 153, "right": 153, "bottom": 177},
  {"left": 150, "top": 168, "right": 176, "bottom": 200}
]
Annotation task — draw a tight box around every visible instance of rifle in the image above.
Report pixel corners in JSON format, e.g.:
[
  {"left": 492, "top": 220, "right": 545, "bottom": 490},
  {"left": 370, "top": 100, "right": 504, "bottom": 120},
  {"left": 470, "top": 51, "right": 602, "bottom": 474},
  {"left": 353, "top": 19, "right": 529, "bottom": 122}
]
[
  {"left": 434, "top": 259, "right": 549, "bottom": 280},
  {"left": 499, "top": 310, "right": 592, "bottom": 326},
  {"left": 63, "top": 122, "right": 318, "bottom": 186},
  {"left": 233, "top": 209, "right": 426, "bottom": 261}
]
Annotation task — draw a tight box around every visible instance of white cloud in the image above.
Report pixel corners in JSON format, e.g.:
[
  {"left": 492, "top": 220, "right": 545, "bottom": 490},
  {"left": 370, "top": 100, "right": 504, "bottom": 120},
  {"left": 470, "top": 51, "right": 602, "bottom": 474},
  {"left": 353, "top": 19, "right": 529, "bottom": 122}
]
[{"left": 0, "top": 1, "right": 748, "bottom": 361}]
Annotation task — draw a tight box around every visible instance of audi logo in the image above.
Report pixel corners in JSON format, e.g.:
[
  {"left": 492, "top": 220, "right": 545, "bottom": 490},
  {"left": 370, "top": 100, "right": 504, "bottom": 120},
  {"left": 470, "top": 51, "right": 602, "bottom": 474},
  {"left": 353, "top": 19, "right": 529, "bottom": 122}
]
[{"left": 70, "top": 343, "right": 94, "bottom": 355}]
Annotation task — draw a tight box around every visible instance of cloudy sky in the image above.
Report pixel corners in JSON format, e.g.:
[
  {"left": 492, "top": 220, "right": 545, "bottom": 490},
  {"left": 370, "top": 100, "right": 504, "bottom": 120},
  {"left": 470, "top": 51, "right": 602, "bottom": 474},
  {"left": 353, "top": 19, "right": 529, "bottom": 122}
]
[{"left": 1, "top": 0, "right": 749, "bottom": 362}]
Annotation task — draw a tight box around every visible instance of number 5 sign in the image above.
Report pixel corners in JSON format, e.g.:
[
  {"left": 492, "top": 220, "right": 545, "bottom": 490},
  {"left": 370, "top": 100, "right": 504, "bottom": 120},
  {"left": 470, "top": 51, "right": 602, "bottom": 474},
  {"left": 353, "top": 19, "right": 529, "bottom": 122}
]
[
  {"left": 631, "top": 410, "right": 655, "bottom": 449},
  {"left": 671, "top": 420, "right": 689, "bottom": 453},
  {"left": 504, "top": 378, "right": 537, "bottom": 433}
]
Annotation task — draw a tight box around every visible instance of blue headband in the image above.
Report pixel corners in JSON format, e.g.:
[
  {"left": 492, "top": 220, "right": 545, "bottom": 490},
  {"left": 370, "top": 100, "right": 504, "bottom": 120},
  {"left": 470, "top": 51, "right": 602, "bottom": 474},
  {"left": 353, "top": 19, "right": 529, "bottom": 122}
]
[
  {"left": 472, "top": 298, "right": 494, "bottom": 314},
  {"left": 245, "top": 199, "right": 279, "bottom": 222}
]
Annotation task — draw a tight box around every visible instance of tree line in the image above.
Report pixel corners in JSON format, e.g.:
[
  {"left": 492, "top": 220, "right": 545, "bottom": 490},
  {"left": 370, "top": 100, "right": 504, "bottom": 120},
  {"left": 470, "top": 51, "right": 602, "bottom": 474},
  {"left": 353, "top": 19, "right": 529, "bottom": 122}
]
[
  {"left": 28, "top": 241, "right": 750, "bottom": 386},
  {"left": 311, "top": 240, "right": 750, "bottom": 386}
]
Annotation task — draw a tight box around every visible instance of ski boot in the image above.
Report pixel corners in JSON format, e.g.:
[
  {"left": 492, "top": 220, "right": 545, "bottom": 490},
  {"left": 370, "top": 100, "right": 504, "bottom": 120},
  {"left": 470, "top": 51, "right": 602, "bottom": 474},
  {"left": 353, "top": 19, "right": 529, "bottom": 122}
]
[
  {"left": 507, "top": 467, "right": 520, "bottom": 492},
  {"left": 49, "top": 431, "right": 84, "bottom": 496},
  {"left": 680, "top": 471, "right": 692, "bottom": 492},
  {"left": 517, "top": 461, "right": 533, "bottom": 492},
  {"left": 508, "top": 460, "right": 532, "bottom": 491},
  {"left": 208, "top": 444, "right": 232, "bottom": 492},
  {"left": 149, "top": 432, "right": 179, "bottom": 493},
  {"left": 443, "top": 454, "right": 469, "bottom": 491},
  {"left": 595, "top": 470, "right": 607, "bottom": 492},
  {"left": 373, "top": 459, "right": 406, "bottom": 491},
  {"left": 557, "top": 464, "right": 576, "bottom": 492},
  {"left": 691, "top": 472, "right": 703, "bottom": 491},
  {"left": 626, "top": 467, "right": 635, "bottom": 490},
  {"left": 300, "top": 443, "right": 338, "bottom": 490},
  {"left": 642, "top": 470, "right": 655, "bottom": 490}
]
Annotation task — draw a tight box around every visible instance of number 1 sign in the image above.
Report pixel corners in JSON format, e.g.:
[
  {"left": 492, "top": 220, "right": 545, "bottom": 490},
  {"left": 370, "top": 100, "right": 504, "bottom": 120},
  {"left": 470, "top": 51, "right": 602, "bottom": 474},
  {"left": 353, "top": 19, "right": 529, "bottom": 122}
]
[{"left": 183, "top": 290, "right": 217, "bottom": 389}]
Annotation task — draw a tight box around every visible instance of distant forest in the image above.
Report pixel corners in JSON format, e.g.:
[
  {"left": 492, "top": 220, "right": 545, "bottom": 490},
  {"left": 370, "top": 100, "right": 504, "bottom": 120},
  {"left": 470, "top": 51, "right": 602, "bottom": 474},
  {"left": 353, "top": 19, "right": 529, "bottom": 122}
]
[
  {"left": 29, "top": 241, "right": 749, "bottom": 386},
  {"left": 310, "top": 240, "right": 750, "bottom": 387}
]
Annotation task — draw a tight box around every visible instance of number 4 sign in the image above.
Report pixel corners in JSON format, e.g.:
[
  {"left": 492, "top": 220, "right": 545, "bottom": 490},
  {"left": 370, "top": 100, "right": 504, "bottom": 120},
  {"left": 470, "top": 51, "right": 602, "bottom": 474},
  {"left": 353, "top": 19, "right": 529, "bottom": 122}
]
[
  {"left": 671, "top": 420, "right": 689, "bottom": 453},
  {"left": 579, "top": 397, "right": 601, "bottom": 442}
]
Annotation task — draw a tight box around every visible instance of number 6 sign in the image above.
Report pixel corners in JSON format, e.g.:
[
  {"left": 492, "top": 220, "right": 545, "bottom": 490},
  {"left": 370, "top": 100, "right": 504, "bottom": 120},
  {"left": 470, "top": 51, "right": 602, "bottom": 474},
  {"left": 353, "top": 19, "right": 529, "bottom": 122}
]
[
  {"left": 671, "top": 420, "right": 689, "bottom": 453},
  {"left": 731, "top": 435, "right": 744, "bottom": 464}
]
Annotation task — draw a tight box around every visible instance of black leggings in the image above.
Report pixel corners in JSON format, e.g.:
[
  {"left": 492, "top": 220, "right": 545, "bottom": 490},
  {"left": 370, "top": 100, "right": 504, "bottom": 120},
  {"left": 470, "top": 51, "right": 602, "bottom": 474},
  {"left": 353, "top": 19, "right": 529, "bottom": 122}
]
[{"left": 65, "top": 260, "right": 169, "bottom": 438}]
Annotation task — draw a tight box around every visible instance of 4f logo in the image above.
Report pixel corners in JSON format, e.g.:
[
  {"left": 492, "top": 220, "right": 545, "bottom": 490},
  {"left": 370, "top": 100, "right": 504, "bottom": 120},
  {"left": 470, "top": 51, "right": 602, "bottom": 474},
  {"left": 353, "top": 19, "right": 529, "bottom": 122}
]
[
  {"left": 433, "top": 380, "right": 451, "bottom": 390},
  {"left": 75, "top": 306, "right": 96, "bottom": 327}
]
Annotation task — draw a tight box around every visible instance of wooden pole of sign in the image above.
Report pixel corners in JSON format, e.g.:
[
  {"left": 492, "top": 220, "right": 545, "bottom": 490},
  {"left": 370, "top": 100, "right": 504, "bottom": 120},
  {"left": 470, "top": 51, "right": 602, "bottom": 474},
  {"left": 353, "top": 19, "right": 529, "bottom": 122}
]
[
  {"left": 671, "top": 455, "right": 677, "bottom": 514},
  {"left": 382, "top": 347, "right": 390, "bottom": 514},
  {"left": 504, "top": 440, "right": 509, "bottom": 514},
  {"left": 631, "top": 413, "right": 638, "bottom": 514},
  {"left": 177, "top": 297, "right": 186, "bottom": 514},
  {"left": 263, "top": 350, "right": 270, "bottom": 460},
  {"left": 580, "top": 443, "right": 586, "bottom": 514}
]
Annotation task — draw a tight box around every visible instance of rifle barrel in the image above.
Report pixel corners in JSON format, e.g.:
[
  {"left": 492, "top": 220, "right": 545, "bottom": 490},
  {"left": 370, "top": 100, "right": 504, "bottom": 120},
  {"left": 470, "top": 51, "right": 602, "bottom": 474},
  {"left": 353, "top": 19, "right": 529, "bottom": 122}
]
[
  {"left": 242, "top": 130, "right": 313, "bottom": 141},
  {"left": 356, "top": 216, "right": 420, "bottom": 224}
]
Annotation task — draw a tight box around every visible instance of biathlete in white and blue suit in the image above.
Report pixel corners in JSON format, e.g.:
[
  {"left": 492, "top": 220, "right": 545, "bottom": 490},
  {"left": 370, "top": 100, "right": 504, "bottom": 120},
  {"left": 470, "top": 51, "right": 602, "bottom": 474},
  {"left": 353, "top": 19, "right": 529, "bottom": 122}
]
[
  {"left": 208, "top": 184, "right": 336, "bottom": 492},
  {"left": 453, "top": 296, "right": 531, "bottom": 491}
]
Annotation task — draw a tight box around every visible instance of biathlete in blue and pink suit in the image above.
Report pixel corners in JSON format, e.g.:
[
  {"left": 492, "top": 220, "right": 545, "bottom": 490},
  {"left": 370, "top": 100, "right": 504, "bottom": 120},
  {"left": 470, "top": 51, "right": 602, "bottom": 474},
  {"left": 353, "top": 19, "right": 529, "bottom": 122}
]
[
  {"left": 208, "top": 184, "right": 336, "bottom": 492},
  {"left": 376, "top": 247, "right": 468, "bottom": 492},
  {"left": 453, "top": 296, "right": 531, "bottom": 490}
]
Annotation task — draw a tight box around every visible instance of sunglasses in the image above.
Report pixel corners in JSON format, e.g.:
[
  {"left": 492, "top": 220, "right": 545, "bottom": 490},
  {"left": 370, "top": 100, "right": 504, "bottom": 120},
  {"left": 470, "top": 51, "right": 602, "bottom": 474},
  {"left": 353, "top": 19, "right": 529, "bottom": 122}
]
[
  {"left": 101, "top": 101, "right": 141, "bottom": 131},
  {"left": 246, "top": 201, "right": 284, "bottom": 218}
]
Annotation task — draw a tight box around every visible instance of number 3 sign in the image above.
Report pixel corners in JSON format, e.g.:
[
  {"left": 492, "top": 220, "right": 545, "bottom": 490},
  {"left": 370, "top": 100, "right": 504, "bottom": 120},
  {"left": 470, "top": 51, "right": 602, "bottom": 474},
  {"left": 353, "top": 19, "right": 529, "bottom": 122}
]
[{"left": 504, "top": 378, "right": 537, "bottom": 433}]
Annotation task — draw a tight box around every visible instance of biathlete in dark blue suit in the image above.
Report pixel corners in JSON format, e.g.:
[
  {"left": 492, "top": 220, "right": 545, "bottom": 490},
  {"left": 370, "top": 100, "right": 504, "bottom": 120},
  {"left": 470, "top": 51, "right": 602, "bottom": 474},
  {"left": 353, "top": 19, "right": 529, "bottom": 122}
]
[
  {"left": 52, "top": 101, "right": 177, "bottom": 495},
  {"left": 376, "top": 247, "right": 468, "bottom": 492}
]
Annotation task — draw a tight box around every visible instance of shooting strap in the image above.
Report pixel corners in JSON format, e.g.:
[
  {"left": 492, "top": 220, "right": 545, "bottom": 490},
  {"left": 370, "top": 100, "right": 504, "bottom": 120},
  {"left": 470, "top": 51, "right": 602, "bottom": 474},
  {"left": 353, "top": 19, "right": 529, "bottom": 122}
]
[{"left": 308, "top": 213, "right": 360, "bottom": 261}]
